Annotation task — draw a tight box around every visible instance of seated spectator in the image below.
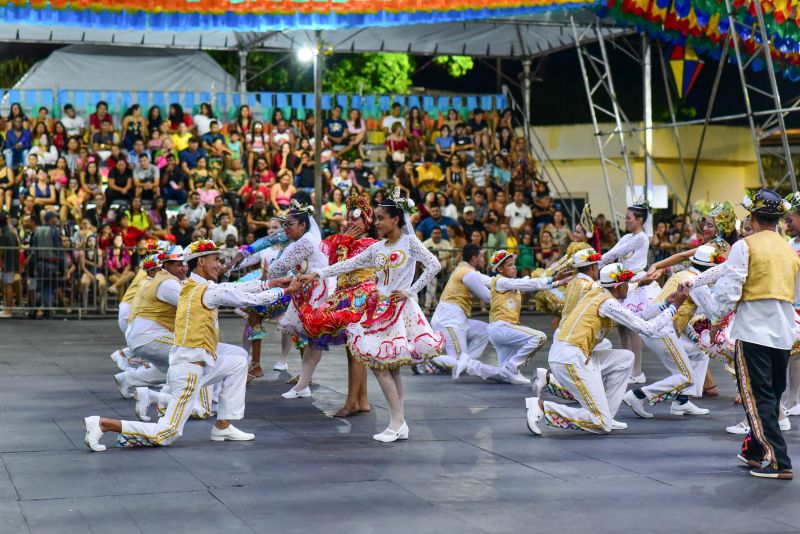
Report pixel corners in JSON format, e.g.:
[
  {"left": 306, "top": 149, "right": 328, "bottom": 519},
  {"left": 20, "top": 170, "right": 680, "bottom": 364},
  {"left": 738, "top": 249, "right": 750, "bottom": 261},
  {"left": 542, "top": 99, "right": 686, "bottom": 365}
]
[
  {"left": 51, "top": 121, "right": 67, "bottom": 153},
  {"left": 495, "top": 126, "right": 514, "bottom": 156},
  {"left": 105, "top": 159, "right": 134, "bottom": 206},
  {"left": 84, "top": 193, "right": 108, "bottom": 229},
  {"left": 160, "top": 154, "right": 188, "bottom": 205},
  {"left": 180, "top": 137, "right": 207, "bottom": 176},
  {"left": 29, "top": 134, "right": 58, "bottom": 168},
  {"left": 62, "top": 136, "right": 81, "bottom": 175},
  {"left": 106, "top": 233, "right": 134, "bottom": 295},
  {"left": 651, "top": 220, "right": 672, "bottom": 263},
  {"left": 323, "top": 105, "right": 348, "bottom": 147},
  {"left": 146, "top": 105, "right": 164, "bottom": 136},
  {"left": 59, "top": 177, "right": 85, "bottom": 227},
  {"left": 406, "top": 106, "right": 427, "bottom": 162},
  {"left": 146, "top": 197, "right": 169, "bottom": 237},
  {"left": 342, "top": 109, "right": 367, "bottom": 157},
  {"left": 187, "top": 157, "right": 212, "bottom": 193},
  {"left": 489, "top": 190, "right": 507, "bottom": 221},
  {"left": 445, "top": 154, "right": 466, "bottom": 207},
  {"left": 171, "top": 213, "right": 194, "bottom": 247},
  {"left": 204, "top": 195, "right": 233, "bottom": 229},
  {"left": 349, "top": 157, "right": 370, "bottom": 190},
  {"left": 273, "top": 141, "right": 297, "bottom": 175},
  {"left": 416, "top": 157, "right": 443, "bottom": 195},
  {"left": 543, "top": 209, "right": 571, "bottom": 250},
  {"left": 193, "top": 102, "right": 215, "bottom": 137},
  {"left": 596, "top": 213, "right": 618, "bottom": 250},
  {"left": 485, "top": 216, "right": 507, "bottom": 252},
  {"left": 460, "top": 205, "right": 486, "bottom": 243},
  {"left": 121, "top": 104, "right": 146, "bottom": 152},
  {"left": 295, "top": 151, "right": 315, "bottom": 193},
  {"left": 323, "top": 188, "right": 347, "bottom": 234},
  {"left": 92, "top": 120, "right": 118, "bottom": 162},
  {"left": 48, "top": 156, "right": 69, "bottom": 191},
  {"left": 31, "top": 170, "right": 58, "bottom": 216},
  {"left": 421, "top": 226, "right": 451, "bottom": 311},
  {"left": 447, "top": 224, "right": 467, "bottom": 257},
  {"left": 517, "top": 233, "right": 536, "bottom": 275},
  {"left": 452, "top": 123, "right": 474, "bottom": 161},
  {"left": 133, "top": 153, "right": 159, "bottom": 202},
  {"left": 239, "top": 175, "right": 270, "bottom": 210},
  {"left": 270, "top": 171, "right": 295, "bottom": 216},
  {"left": 253, "top": 156, "right": 275, "bottom": 186},
  {"left": 381, "top": 103, "right": 404, "bottom": 134},
  {"left": 331, "top": 163, "right": 353, "bottom": 193},
  {"left": 504, "top": 190, "right": 533, "bottom": 233},
  {"left": 178, "top": 191, "right": 207, "bottom": 230},
  {"left": 246, "top": 121, "right": 268, "bottom": 176},
  {"left": 4, "top": 117, "right": 31, "bottom": 169},
  {"left": 211, "top": 212, "right": 238, "bottom": 245},
  {"left": 468, "top": 108, "right": 491, "bottom": 153},
  {"left": 434, "top": 125, "right": 454, "bottom": 169},
  {"left": 491, "top": 154, "right": 512, "bottom": 192},
  {"left": 466, "top": 151, "right": 491, "bottom": 196},
  {"left": 117, "top": 212, "right": 148, "bottom": 247},
  {"left": 436, "top": 192, "right": 459, "bottom": 221},
  {"left": 168, "top": 103, "right": 193, "bottom": 132},
  {"left": 247, "top": 192, "right": 272, "bottom": 238},
  {"left": 0, "top": 153, "right": 12, "bottom": 213},
  {"left": 416, "top": 204, "right": 457, "bottom": 241},
  {"left": 89, "top": 101, "right": 113, "bottom": 137},
  {"left": 171, "top": 122, "right": 192, "bottom": 153},
  {"left": 394, "top": 161, "right": 418, "bottom": 203},
  {"left": 220, "top": 157, "right": 247, "bottom": 212},
  {"left": 270, "top": 119, "right": 294, "bottom": 153},
  {"left": 126, "top": 139, "right": 149, "bottom": 169},
  {"left": 532, "top": 180, "right": 556, "bottom": 231},
  {"left": 535, "top": 230, "right": 561, "bottom": 268},
  {"left": 61, "top": 104, "right": 86, "bottom": 139},
  {"left": 384, "top": 122, "right": 408, "bottom": 176},
  {"left": 79, "top": 233, "right": 106, "bottom": 310},
  {"left": 469, "top": 229, "right": 484, "bottom": 247}
]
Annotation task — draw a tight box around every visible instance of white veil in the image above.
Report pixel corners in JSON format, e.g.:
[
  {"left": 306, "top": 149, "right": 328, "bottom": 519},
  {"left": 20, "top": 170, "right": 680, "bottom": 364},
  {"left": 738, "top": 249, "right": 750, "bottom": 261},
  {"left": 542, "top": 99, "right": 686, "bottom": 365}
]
[
  {"left": 307, "top": 214, "right": 323, "bottom": 245},
  {"left": 402, "top": 212, "right": 414, "bottom": 237}
]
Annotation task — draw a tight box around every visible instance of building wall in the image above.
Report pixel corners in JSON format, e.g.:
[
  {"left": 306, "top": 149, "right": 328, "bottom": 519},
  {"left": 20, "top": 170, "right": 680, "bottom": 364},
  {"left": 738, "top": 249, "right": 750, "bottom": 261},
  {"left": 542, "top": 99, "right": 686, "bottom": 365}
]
[{"left": 535, "top": 123, "right": 759, "bottom": 223}]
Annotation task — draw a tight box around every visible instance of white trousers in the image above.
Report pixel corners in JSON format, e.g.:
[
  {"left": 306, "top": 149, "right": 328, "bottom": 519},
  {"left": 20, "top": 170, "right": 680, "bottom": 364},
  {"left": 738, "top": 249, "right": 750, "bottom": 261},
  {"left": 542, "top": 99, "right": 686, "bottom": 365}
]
[
  {"left": 132, "top": 338, "right": 173, "bottom": 372},
  {"left": 424, "top": 276, "right": 439, "bottom": 309},
  {"left": 431, "top": 313, "right": 490, "bottom": 368},
  {"left": 118, "top": 303, "right": 130, "bottom": 336},
  {"left": 641, "top": 331, "right": 708, "bottom": 403},
  {"left": 118, "top": 343, "right": 247, "bottom": 447},
  {"left": 462, "top": 322, "right": 546, "bottom": 381},
  {"left": 543, "top": 345, "right": 634, "bottom": 433}
]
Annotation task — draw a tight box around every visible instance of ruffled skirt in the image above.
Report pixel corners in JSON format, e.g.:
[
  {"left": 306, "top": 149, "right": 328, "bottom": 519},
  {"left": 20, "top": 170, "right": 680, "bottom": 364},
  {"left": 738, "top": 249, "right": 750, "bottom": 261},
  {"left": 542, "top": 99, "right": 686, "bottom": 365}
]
[
  {"left": 297, "top": 278, "right": 379, "bottom": 350},
  {"left": 346, "top": 295, "right": 444, "bottom": 369},
  {"left": 278, "top": 278, "right": 329, "bottom": 340}
]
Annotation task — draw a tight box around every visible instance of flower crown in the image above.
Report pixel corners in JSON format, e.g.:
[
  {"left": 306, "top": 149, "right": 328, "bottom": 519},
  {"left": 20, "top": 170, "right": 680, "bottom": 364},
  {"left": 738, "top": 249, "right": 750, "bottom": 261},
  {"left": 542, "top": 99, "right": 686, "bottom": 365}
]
[
  {"left": 629, "top": 197, "right": 652, "bottom": 213},
  {"left": 346, "top": 194, "right": 373, "bottom": 222},
  {"left": 290, "top": 198, "right": 315, "bottom": 216},
  {"left": 744, "top": 189, "right": 792, "bottom": 213},
  {"left": 188, "top": 239, "right": 218, "bottom": 254},
  {"left": 607, "top": 265, "right": 635, "bottom": 284},
  {"left": 490, "top": 250, "right": 514, "bottom": 269},
  {"left": 708, "top": 201, "right": 737, "bottom": 236},
  {"left": 587, "top": 252, "right": 603, "bottom": 262},
  {"left": 389, "top": 187, "right": 417, "bottom": 215},
  {"left": 786, "top": 191, "right": 800, "bottom": 211},
  {"left": 141, "top": 254, "right": 161, "bottom": 270}
]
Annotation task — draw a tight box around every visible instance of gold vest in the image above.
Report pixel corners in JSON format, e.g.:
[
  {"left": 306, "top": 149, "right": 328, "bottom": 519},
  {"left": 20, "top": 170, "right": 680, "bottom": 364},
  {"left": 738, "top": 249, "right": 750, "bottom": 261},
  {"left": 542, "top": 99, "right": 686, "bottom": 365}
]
[
  {"left": 174, "top": 278, "right": 219, "bottom": 358},
  {"left": 558, "top": 276, "right": 594, "bottom": 329},
  {"left": 121, "top": 269, "right": 148, "bottom": 305},
  {"left": 133, "top": 270, "right": 180, "bottom": 332},
  {"left": 557, "top": 287, "right": 613, "bottom": 357},
  {"left": 655, "top": 269, "right": 697, "bottom": 333},
  {"left": 490, "top": 276, "right": 522, "bottom": 325},
  {"left": 742, "top": 231, "right": 800, "bottom": 303},
  {"left": 128, "top": 276, "right": 153, "bottom": 322},
  {"left": 439, "top": 262, "right": 477, "bottom": 317}
]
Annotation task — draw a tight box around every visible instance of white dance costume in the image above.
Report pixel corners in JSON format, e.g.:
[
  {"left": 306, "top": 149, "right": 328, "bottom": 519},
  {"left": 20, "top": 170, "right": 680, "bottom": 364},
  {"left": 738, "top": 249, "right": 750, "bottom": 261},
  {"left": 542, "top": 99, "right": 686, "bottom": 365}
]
[
  {"left": 314, "top": 234, "right": 444, "bottom": 368},
  {"left": 599, "top": 231, "right": 659, "bottom": 312}
]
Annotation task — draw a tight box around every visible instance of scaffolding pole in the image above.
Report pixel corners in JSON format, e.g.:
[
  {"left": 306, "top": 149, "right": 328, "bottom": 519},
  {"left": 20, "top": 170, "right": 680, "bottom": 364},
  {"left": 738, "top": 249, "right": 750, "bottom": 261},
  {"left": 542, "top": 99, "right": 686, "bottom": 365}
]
[{"left": 656, "top": 41, "right": 688, "bottom": 190}]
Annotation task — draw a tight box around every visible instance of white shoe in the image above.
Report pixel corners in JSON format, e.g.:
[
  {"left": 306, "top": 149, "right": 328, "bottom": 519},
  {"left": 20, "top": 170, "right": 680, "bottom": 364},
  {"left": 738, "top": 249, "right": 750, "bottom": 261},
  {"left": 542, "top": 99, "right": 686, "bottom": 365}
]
[
  {"left": 114, "top": 372, "right": 134, "bottom": 399},
  {"left": 670, "top": 401, "right": 710, "bottom": 416},
  {"left": 611, "top": 419, "right": 628, "bottom": 430},
  {"left": 500, "top": 369, "right": 531, "bottom": 385},
  {"left": 133, "top": 387, "right": 151, "bottom": 422},
  {"left": 628, "top": 373, "right": 646, "bottom": 384},
  {"left": 531, "top": 367, "right": 548, "bottom": 397},
  {"left": 373, "top": 422, "right": 409, "bottom": 443},
  {"left": 786, "top": 404, "right": 800, "bottom": 417},
  {"left": 452, "top": 353, "right": 469, "bottom": 381},
  {"left": 726, "top": 421, "right": 750, "bottom": 435},
  {"left": 210, "top": 424, "right": 255, "bottom": 441},
  {"left": 525, "top": 397, "right": 544, "bottom": 435},
  {"left": 780, "top": 417, "right": 792, "bottom": 431},
  {"left": 83, "top": 416, "right": 106, "bottom": 452},
  {"left": 273, "top": 361, "right": 289, "bottom": 371},
  {"left": 110, "top": 349, "right": 129, "bottom": 371},
  {"left": 281, "top": 386, "right": 311, "bottom": 399},
  {"left": 623, "top": 390, "right": 654, "bottom": 418}
]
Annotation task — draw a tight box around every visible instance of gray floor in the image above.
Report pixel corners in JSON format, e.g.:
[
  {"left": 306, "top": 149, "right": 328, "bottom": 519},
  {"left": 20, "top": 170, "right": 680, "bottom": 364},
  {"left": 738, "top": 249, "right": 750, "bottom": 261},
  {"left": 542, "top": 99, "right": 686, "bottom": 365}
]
[{"left": 1, "top": 316, "right": 800, "bottom": 534}]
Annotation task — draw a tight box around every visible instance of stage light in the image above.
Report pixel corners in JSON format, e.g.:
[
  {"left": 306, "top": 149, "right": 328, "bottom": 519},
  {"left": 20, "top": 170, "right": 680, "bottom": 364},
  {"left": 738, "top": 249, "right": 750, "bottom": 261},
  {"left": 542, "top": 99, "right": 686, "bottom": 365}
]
[{"left": 296, "top": 46, "right": 315, "bottom": 63}]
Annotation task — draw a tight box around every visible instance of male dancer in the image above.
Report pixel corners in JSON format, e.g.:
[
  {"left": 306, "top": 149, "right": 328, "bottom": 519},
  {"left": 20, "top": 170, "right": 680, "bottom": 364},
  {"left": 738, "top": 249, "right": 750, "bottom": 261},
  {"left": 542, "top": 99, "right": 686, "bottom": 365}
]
[
  {"left": 429, "top": 244, "right": 491, "bottom": 379},
  {"left": 700, "top": 189, "right": 800, "bottom": 479},
  {"left": 622, "top": 246, "right": 714, "bottom": 418},
  {"left": 526, "top": 262, "right": 688, "bottom": 435},
  {"left": 84, "top": 240, "right": 300, "bottom": 451}
]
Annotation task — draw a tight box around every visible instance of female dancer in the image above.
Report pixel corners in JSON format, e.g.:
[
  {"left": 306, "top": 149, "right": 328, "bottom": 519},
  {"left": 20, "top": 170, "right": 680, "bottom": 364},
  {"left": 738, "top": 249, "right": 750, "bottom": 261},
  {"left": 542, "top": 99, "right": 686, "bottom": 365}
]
[
  {"left": 301, "top": 189, "right": 444, "bottom": 442},
  {"left": 598, "top": 200, "right": 654, "bottom": 383},
  {"left": 297, "top": 194, "right": 379, "bottom": 417}
]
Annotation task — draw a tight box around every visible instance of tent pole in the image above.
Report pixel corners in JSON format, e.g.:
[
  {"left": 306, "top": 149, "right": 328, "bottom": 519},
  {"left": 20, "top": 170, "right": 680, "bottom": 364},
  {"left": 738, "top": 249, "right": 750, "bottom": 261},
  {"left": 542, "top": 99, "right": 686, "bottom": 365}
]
[
  {"left": 521, "top": 59, "right": 532, "bottom": 125},
  {"left": 642, "top": 35, "right": 653, "bottom": 204},
  {"left": 313, "top": 30, "right": 324, "bottom": 224},
  {"left": 238, "top": 49, "right": 248, "bottom": 94}
]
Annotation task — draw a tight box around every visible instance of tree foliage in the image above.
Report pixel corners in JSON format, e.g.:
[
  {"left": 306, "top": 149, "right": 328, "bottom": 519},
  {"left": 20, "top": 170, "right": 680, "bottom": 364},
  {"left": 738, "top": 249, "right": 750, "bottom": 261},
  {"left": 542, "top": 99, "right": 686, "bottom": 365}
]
[
  {"left": 323, "top": 53, "right": 415, "bottom": 94},
  {"left": 0, "top": 57, "right": 32, "bottom": 89},
  {"left": 433, "top": 55, "right": 474, "bottom": 78}
]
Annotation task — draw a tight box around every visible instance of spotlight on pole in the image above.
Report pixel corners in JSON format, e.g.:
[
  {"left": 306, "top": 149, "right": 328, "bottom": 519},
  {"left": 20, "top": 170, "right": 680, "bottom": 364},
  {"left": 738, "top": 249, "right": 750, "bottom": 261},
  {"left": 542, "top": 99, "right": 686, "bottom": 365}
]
[{"left": 296, "top": 46, "right": 315, "bottom": 63}]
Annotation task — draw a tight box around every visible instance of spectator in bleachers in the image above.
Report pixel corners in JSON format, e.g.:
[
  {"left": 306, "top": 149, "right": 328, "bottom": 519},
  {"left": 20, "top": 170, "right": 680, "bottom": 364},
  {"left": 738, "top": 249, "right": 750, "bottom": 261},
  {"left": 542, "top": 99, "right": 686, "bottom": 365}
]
[
  {"left": 133, "top": 153, "right": 159, "bottom": 202},
  {"left": 270, "top": 171, "right": 295, "bottom": 216},
  {"left": 350, "top": 157, "right": 370, "bottom": 190},
  {"left": 126, "top": 139, "right": 149, "bottom": 169},
  {"left": 211, "top": 212, "right": 238, "bottom": 246},
  {"left": 245, "top": 121, "right": 267, "bottom": 175},
  {"left": 417, "top": 204, "right": 457, "bottom": 241},
  {"left": 466, "top": 151, "right": 491, "bottom": 197},
  {"left": 436, "top": 192, "right": 459, "bottom": 221},
  {"left": 422, "top": 226, "right": 451, "bottom": 312},
  {"left": 167, "top": 103, "right": 192, "bottom": 131},
  {"left": 88, "top": 101, "right": 113, "bottom": 137},
  {"left": 460, "top": 205, "right": 485, "bottom": 243},
  {"left": 0, "top": 211, "right": 20, "bottom": 317},
  {"left": 160, "top": 154, "right": 188, "bottom": 205},
  {"left": 198, "top": 177, "right": 220, "bottom": 207},
  {"left": 92, "top": 120, "right": 117, "bottom": 161},
  {"left": 31, "top": 170, "right": 57, "bottom": 217},
  {"left": 59, "top": 177, "right": 85, "bottom": 226},
  {"left": 179, "top": 136, "right": 207, "bottom": 176},
  {"left": 323, "top": 188, "right": 347, "bottom": 233},
  {"left": 178, "top": 191, "right": 207, "bottom": 230},
  {"left": 52, "top": 122, "right": 67, "bottom": 152},
  {"left": 445, "top": 154, "right": 466, "bottom": 208},
  {"left": 105, "top": 232, "right": 134, "bottom": 295},
  {"left": 517, "top": 233, "right": 535, "bottom": 275},
  {"left": 29, "top": 133, "right": 58, "bottom": 168},
  {"left": 543, "top": 209, "right": 571, "bottom": 250},
  {"left": 532, "top": 179, "right": 555, "bottom": 231},
  {"left": 121, "top": 104, "right": 146, "bottom": 152},
  {"left": 384, "top": 122, "right": 408, "bottom": 176},
  {"left": 61, "top": 104, "right": 85, "bottom": 139},
  {"left": 323, "top": 105, "right": 348, "bottom": 148},
  {"left": 505, "top": 189, "right": 533, "bottom": 233},
  {"left": 344, "top": 109, "right": 367, "bottom": 157},
  {"left": 466, "top": 189, "right": 489, "bottom": 223},
  {"left": 187, "top": 156, "right": 211, "bottom": 193},
  {"left": 146, "top": 105, "right": 163, "bottom": 136},
  {"left": 381, "top": 102, "right": 404, "bottom": 134},
  {"left": 452, "top": 123, "right": 473, "bottom": 161},
  {"left": 485, "top": 216, "right": 507, "bottom": 252},
  {"left": 0, "top": 154, "right": 12, "bottom": 213},
  {"left": 193, "top": 102, "right": 215, "bottom": 137},
  {"left": 170, "top": 122, "right": 192, "bottom": 153},
  {"left": 247, "top": 192, "right": 272, "bottom": 238},
  {"left": 434, "top": 124, "right": 454, "bottom": 168},
  {"left": 105, "top": 159, "right": 133, "bottom": 206},
  {"left": 468, "top": 108, "right": 491, "bottom": 153},
  {"left": 146, "top": 197, "right": 168, "bottom": 237},
  {"left": 535, "top": 229, "right": 560, "bottom": 268},
  {"left": 406, "top": 106, "right": 427, "bottom": 162},
  {"left": 4, "top": 116, "right": 31, "bottom": 169},
  {"left": 495, "top": 126, "right": 513, "bottom": 156},
  {"left": 416, "top": 155, "right": 443, "bottom": 195},
  {"left": 171, "top": 213, "right": 193, "bottom": 247}
]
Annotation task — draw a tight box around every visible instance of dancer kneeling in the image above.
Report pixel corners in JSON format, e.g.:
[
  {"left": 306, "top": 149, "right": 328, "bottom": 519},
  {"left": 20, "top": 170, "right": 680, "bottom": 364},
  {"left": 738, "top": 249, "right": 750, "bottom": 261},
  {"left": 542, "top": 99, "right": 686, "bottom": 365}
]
[
  {"left": 84, "top": 239, "right": 299, "bottom": 451},
  {"left": 525, "top": 263, "right": 688, "bottom": 435},
  {"left": 300, "top": 190, "right": 444, "bottom": 442}
]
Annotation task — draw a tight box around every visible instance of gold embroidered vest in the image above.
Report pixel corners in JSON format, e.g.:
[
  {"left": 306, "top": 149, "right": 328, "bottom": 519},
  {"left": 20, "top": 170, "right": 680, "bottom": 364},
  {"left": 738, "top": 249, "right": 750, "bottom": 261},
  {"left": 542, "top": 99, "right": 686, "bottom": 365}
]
[
  {"left": 121, "top": 269, "right": 148, "bottom": 305},
  {"left": 557, "top": 287, "right": 614, "bottom": 357},
  {"left": 558, "top": 276, "right": 594, "bottom": 329},
  {"left": 742, "top": 232, "right": 800, "bottom": 303},
  {"left": 174, "top": 279, "right": 219, "bottom": 358},
  {"left": 439, "top": 262, "right": 477, "bottom": 317},
  {"left": 655, "top": 269, "right": 697, "bottom": 333},
  {"left": 133, "top": 270, "right": 179, "bottom": 332},
  {"left": 490, "top": 276, "right": 522, "bottom": 325}
]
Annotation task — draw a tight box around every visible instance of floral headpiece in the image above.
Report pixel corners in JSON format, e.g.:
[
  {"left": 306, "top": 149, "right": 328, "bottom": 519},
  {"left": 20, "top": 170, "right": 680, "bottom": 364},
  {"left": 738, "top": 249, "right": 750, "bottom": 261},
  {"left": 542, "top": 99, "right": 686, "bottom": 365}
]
[
  {"left": 489, "top": 249, "right": 516, "bottom": 271},
  {"left": 389, "top": 187, "right": 417, "bottom": 215},
  {"left": 785, "top": 191, "right": 800, "bottom": 213},
  {"left": 599, "top": 263, "right": 634, "bottom": 288},
  {"left": 346, "top": 194, "right": 373, "bottom": 224},
  {"left": 290, "top": 198, "right": 315, "bottom": 216},
  {"left": 629, "top": 197, "right": 652, "bottom": 213},
  {"left": 572, "top": 247, "right": 601, "bottom": 268},
  {"left": 184, "top": 239, "right": 220, "bottom": 260},
  {"left": 141, "top": 254, "right": 162, "bottom": 271},
  {"left": 708, "top": 201, "right": 737, "bottom": 236},
  {"left": 743, "top": 188, "right": 791, "bottom": 215}
]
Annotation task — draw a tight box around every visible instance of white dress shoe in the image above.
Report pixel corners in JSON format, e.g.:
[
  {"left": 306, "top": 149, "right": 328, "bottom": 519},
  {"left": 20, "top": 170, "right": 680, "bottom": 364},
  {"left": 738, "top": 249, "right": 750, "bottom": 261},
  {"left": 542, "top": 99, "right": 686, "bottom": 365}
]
[
  {"left": 786, "top": 404, "right": 800, "bottom": 417},
  {"left": 525, "top": 397, "right": 543, "bottom": 435},
  {"left": 531, "top": 368, "right": 548, "bottom": 397},
  {"left": 273, "top": 361, "right": 289, "bottom": 371},
  {"left": 83, "top": 416, "right": 106, "bottom": 452},
  {"left": 780, "top": 417, "right": 792, "bottom": 431},
  {"left": 109, "top": 349, "right": 130, "bottom": 371},
  {"left": 133, "top": 387, "right": 152, "bottom": 422},
  {"left": 452, "top": 353, "right": 470, "bottom": 381},
  {"left": 281, "top": 386, "right": 311, "bottom": 399},
  {"left": 114, "top": 372, "right": 134, "bottom": 399},
  {"left": 372, "top": 422, "right": 409, "bottom": 443},
  {"left": 726, "top": 420, "right": 750, "bottom": 434},
  {"left": 628, "top": 373, "right": 646, "bottom": 384},
  {"left": 500, "top": 370, "right": 531, "bottom": 385},
  {"left": 670, "top": 401, "right": 710, "bottom": 416},
  {"left": 611, "top": 419, "right": 628, "bottom": 430},
  {"left": 623, "top": 390, "right": 654, "bottom": 418},
  {"left": 210, "top": 424, "right": 255, "bottom": 441}
]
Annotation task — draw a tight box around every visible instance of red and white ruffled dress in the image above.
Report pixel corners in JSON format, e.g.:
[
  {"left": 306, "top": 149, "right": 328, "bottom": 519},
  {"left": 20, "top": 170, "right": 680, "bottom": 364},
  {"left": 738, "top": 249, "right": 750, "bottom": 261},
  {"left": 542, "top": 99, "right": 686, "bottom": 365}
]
[
  {"left": 267, "top": 233, "right": 330, "bottom": 341},
  {"left": 314, "top": 234, "right": 445, "bottom": 369}
]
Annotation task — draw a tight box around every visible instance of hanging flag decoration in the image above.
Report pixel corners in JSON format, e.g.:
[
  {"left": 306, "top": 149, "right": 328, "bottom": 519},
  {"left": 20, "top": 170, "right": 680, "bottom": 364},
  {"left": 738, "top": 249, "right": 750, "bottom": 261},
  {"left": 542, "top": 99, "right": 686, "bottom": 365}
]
[{"left": 669, "top": 43, "right": 704, "bottom": 99}]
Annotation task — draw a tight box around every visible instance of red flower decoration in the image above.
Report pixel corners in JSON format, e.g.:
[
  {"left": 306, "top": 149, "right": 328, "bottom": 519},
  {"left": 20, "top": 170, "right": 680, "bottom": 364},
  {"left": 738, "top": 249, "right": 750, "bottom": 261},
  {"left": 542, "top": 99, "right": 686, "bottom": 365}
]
[
  {"left": 157, "top": 252, "right": 167, "bottom": 261},
  {"left": 196, "top": 242, "right": 215, "bottom": 252},
  {"left": 143, "top": 260, "right": 156, "bottom": 269},
  {"left": 588, "top": 253, "right": 602, "bottom": 262},
  {"left": 713, "top": 255, "right": 725, "bottom": 264},
  {"left": 617, "top": 270, "right": 634, "bottom": 283},
  {"left": 389, "top": 252, "right": 399, "bottom": 262}
]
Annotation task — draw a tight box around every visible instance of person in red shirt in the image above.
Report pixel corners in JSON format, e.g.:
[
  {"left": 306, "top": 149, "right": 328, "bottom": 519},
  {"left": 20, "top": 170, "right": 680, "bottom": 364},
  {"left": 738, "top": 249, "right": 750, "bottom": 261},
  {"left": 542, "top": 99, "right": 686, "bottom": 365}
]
[
  {"left": 89, "top": 101, "right": 114, "bottom": 137},
  {"left": 239, "top": 175, "right": 271, "bottom": 210},
  {"left": 117, "top": 212, "right": 149, "bottom": 247}
]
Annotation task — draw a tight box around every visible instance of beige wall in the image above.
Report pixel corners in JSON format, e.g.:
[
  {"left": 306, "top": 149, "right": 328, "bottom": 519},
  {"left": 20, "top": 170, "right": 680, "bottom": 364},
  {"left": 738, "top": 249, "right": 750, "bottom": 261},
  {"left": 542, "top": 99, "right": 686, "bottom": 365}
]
[{"left": 535, "top": 123, "right": 759, "bottom": 222}]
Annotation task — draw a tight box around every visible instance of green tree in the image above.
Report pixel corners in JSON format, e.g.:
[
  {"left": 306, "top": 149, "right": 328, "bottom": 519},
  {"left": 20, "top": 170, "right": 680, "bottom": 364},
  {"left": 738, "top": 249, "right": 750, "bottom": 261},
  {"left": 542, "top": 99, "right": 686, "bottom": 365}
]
[
  {"left": 433, "top": 55, "right": 474, "bottom": 78},
  {"left": 0, "top": 58, "right": 32, "bottom": 88},
  {"left": 323, "top": 53, "right": 415, "bottom": 94}
]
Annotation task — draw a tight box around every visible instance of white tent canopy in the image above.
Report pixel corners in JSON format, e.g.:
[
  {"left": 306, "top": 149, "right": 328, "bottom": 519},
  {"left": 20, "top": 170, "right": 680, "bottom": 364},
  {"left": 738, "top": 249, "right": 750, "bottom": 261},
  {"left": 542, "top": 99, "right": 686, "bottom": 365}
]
[
  {"left": 12, "top": 45, "right": 237, "bottom": 92},
  {"left": 0, "top": 12, "right": 628, "bottom": 59}
]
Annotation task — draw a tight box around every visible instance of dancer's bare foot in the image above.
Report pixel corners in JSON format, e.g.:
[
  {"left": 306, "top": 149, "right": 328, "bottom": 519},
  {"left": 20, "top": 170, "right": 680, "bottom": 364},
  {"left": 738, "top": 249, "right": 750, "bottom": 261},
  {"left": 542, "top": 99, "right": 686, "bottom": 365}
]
[
  {"left": 333, "top": 403, "right": 372, "bottom": 417},
  {"left": 358, "top": 403, "right": 371, "bottom": 413}
]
